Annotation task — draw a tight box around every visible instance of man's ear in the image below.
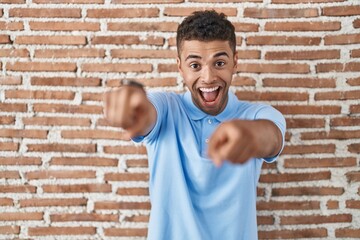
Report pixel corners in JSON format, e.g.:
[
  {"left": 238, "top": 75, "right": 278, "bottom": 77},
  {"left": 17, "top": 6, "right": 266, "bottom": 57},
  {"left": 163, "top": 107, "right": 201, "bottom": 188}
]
[
  {"left": 233, "top": 50, "right": 238, "bottom": 74},
  {"left": 177, "top": 57, "right": 184, "bottom": 77}
]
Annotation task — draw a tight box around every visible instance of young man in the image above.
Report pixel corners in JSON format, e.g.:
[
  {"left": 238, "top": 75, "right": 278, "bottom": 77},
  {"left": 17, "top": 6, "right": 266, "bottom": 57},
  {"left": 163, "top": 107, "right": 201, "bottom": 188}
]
[{"left": 104, "top": 10, "right": 286, "bottom": 240}]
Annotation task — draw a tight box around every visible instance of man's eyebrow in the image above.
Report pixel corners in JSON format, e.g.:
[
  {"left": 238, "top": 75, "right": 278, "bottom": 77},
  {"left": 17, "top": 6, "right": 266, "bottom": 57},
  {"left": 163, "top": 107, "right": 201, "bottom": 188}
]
[
  {"left": 185, "top": 54, "right": 201, "bottom": 61},
  {"left": 214, "top": 52, "right": 229, "bottom": 58}
]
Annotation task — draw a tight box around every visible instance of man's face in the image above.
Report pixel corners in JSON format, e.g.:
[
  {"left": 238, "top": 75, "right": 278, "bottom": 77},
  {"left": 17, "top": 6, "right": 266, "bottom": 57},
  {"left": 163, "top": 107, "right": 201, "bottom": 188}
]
[{"left": 177, "top": 40, "right": 238, "bottom": 115}]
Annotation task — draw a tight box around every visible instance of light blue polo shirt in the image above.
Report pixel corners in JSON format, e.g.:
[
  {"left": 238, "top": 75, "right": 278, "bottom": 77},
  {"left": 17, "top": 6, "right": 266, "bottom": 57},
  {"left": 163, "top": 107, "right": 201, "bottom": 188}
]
[{"left": 133, "top": 91, "right": 286, "bottom": 240}]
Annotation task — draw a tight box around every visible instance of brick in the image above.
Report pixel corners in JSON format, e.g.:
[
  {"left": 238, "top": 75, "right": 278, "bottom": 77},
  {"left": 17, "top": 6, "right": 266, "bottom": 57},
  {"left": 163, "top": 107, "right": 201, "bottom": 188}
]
[
  {"left": 259, "top": 228, "right": 328, "bottom": 239},
  {"left": 327, "top": 200, "right": 339, "bottom": 209},
  {"left": 33, "top": 0, "right": 104, "bottom": 3},
  {"left": 0, "top": 49, "right": 29, "bottom": 58},
  {"left": 272, "top": 187, "right": 344, "bottom": 196},
  {"left": 257, "top": 216, "right": 274, "bottom": 225},
  {"left": 158, "top": 63, "right": 177, "bottom": 73},
  {"left": 0, "top": 0, "right": 25, "bottom": 3},
  {"left": 61, "top": 130, "right": 129, "bottom": 140},
  {"left": 236, "top": 91, "right": 308, "bottom": 101},
  {"left": 9, "top": 8, "right": 81, "bottom": 18},
  {"left": 50, "top": 157, "right": 118, "bottom": 166},
  {"left": 33, "top": 103, "right": 102, "bottom": 114},
  {"left": 331, "top": 117, "right": 360, "bottom": 126},
  {"left": 82, "top": 92, "right": 103, "bottom": 101},
  {"left": 348, "top": 143, "right": 360, "bottom": 153},
  {"left": 0, "top": 226, "right": 19, "bottom": 235},
  {"left": 0, "top": 129, "right": 47, "bottom": 139},
  {"left": 104, "top": 145, "right": 147, "bottom": 155},
  {"left": 28, "top": 227, "right": 96, "bottom": 236},
  {"left": 354, "top": 19, "right": 360, "bottom": 28},
  {"left": 42, "top": 184, "right": 111, "bottom": 193},
  {"left": 275, "top": 105, "right": 341, "bottom": 114},
  {"left": 323, "top": 5, "right": 360, "bottom": 16},
  {"left": 286, "top": 118, "right": 325, "bottom": 129},
  {"left": 346, "top": 171, "right": 360, "bottom": 182},
  {"left": 244, "top": 8, "right": 318, "bottom": 18},
  {"left": 117, "top": 187, "right": 149, "bottom": 196},
  {"left": 347, "top": 77, "right": 360, "bottom": 86},
  {"left": 265, "top": 50, "right": 340, "bottom": 60},
  {"left": 284, "top": 157, "right": 357, "bottom": 168},
  {"left": 336, "top": 228, "right": 360, "bottom": 238},
  {"left": 94, "top": 201, "right": 151, "bottom": 210},
  {"left": 31, "top": 77, "right": 101, "bottom": 86},
  {"left": 273, "top": 0, "right": 345, "bottom": 2},
  {"left": 237, "top": 50, "right": 260, "bottom": 59},
  {"left": 106, "top": 78, "right": 177, "bottom": 88},
  {"left": 0, "top": 157, "right": 41, "bottom": 166},
  {"left": 265, "top": 21, "right": 340, "bottom": 31},
  {"left": 263, "top": 77, "right": 336, "bottom": 88},
  {"left": 346, "top": 200, "right": 360, "bottom": 209},
  {"left": 87, "top": 8, "right": 159, "bottom": 18},
  {"left": 0, "top": 171, "right": 20, "bottom": 179},
  {"left": 301, "top": 130, "right": 360, "bottom": 140},
  {"left": 0, "top": 21, "right": 24, "bottom": 30},
  {"left": 108, "top": 22, "right": 178, "bottom": 32},
  {"left": 315, "top": 90, "right": 360, "bottom": 100},
  {"left": 27, "top": 143, "right": 96, "bottom": 153},
  {"left": 23, "top": 117, "right": 91, "bottom": 127},
  {"left": 237, "top": 63, "right": 310, "bottom": 73},
  {"left": 325, "top": 34, "right": 360, "bottom": 45},
  {"left": 351, "top": 49, "right": 360, "bottom": 57},
  {"left": 350, "top": 105, "right": 360, "bottom": 114},
  {"left": 26, "top": 170, "right": 96, "bottom": 180},
  {"left": 282, "top": 144, "right": 336, "bottom": 155},
  {"left": 0, "top": 212, "right": 43, "bottom": 221},
  {"left": 247, "top": 36, "right": 321, "bottom": 45},
  {"left": 0, "top": 35, "right": 11, "bottom": 44},
  {"left": 126, "top": 159, "right": 148, "bottom": 168},
  {"left": 233, "top": 22, "right": 259, "bottom": 32},
  {"left": 20, "top": 198, "right": 87, "bottom": 207},
  {"left": 105, "top": 173, "right": 149, "bottom": 181},
  {"left": 232, "top": 76, "right": 256, "bottom": 86},
  {"left": 0, "top": 142, "right": 19, "bottom": 151},
  {"left": 35, "top": 48, "right": 105, "bottom": 58},
  {"left": 82, "top": 63, "right": 152, "bottom": 73},
  {"left": 29, "top": 20, "right": 100, "bottom": 32},
  {"left": 51, "top": 213, "right": 118, "bottom": 222},
  {"left": 113, "top": 0, "right": 183, "bottom": 3},
  {"left": 104, "top": 228, "right": 147, "bottom": 237},
  {"left": 0, "top": 103, "right": 27, "bottom": 112},
  {"left": 124, "top": 214, "right": 149, "bottom": 222},
  {"left": 164, "top": 7, "right": 237, "bottom": 16},
  {"left": 15, "top": 35, "right": 86, "bottom": 45},
  {"left": 280, "top": 214, "right": 352, "bottom": 225},
  {"left": 257, "top": 201, "right": 320, "bottom": 210},
  {"left": 111, "top": 49, "right": 176, "bottom": 59},
  {"left": 0, "top": 76, "right": 22, "bottom": 85},
  {"left": 5, "top": 90, "right": 75, "bottom": 100},
  {"left": 260, "top": 171, "right": 331, "bottom": 183},
  {"left": 91, "top": 36, "right": 140, "bottom": 45},
  {"left": 0, "top": 116, "right": 15, "bottom": 125},
  {"left": 7, "top": 62, "right": 77, "bottom": 72},
  {"left": 0, "top": 185, "right": 36, "bottom": 193}
]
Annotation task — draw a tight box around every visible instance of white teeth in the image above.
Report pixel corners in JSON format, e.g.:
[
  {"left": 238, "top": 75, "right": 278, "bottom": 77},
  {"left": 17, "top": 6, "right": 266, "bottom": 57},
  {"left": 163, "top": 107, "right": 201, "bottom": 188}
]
[{"left": 199, "top": 86, "right": 219, "bottom": 92}]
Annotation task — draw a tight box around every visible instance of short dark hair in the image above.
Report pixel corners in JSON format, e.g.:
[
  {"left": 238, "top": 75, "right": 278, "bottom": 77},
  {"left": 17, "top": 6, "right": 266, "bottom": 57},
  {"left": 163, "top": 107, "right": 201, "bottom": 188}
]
[{"left": 176, "top": 10, "right": 236, "bottom": 57}]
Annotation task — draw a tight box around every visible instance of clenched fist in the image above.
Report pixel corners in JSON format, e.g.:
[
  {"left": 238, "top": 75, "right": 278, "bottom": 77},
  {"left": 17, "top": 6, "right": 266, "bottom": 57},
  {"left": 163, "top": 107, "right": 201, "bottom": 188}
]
[
  {"left": 208, "top": 119, "right": 283, "bottom": 167},
  {"left": 103, "top": 85, "right": 156, "bottom": 139}
]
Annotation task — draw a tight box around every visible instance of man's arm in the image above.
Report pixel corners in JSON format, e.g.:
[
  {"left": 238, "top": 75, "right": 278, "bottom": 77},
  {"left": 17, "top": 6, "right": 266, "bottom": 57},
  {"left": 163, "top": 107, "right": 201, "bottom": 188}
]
[
  {"left": 207, "top": 119, "right": 283, "bottom": 167},
  {"left": 103, "top": 84, "right": 157, "bottom": 139}
]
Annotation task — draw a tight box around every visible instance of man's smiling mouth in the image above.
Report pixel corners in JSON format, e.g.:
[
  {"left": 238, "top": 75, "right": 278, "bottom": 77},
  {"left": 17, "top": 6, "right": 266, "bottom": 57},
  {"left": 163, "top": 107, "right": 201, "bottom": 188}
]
[{"left": 199, "top": 86, "right": 220, "bottom": 103}]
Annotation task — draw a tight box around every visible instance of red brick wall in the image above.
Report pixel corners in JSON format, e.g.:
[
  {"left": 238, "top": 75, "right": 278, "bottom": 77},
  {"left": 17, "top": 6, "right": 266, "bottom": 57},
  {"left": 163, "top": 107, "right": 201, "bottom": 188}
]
[{"left": 0, "top": 0, "right": 359, "bottom": 239}]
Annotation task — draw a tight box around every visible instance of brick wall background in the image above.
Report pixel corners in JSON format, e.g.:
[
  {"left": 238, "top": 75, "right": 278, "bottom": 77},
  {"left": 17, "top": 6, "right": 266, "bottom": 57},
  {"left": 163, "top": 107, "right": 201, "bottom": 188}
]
[{"left": 0, "top": 0, "right": 359, "bottom": 239}]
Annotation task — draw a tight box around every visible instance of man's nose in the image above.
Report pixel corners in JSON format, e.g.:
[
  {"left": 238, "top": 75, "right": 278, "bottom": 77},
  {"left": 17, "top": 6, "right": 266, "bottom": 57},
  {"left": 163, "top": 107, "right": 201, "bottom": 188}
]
[{"left": 200, "top": 66, "right": 216, "bottom": 83}]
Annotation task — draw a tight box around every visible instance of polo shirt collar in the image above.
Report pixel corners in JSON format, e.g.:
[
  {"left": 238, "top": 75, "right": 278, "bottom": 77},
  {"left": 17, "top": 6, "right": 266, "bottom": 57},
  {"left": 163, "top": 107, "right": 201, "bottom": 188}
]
[{"left": 183, "top": 90, "right": 238, "bottom": 122}]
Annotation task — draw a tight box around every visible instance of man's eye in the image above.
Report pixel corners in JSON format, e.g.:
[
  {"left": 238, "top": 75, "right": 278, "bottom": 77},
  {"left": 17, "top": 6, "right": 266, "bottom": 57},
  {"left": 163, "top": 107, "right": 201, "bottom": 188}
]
[
  {"left": 190, "top": 63, "right": 200, "bottom": 69},
  {"left": 215, "top": 61, "right": 225, "bottom": 67}
]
